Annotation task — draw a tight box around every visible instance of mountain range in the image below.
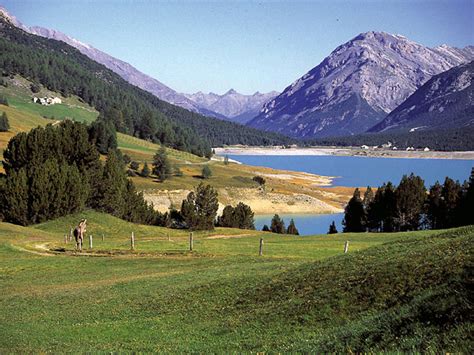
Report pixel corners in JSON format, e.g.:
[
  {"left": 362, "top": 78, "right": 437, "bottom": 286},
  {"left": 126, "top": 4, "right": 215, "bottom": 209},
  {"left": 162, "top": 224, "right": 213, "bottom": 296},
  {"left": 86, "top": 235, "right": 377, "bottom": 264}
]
[
  {"left": 0, "top": 6, "right": 274, "bottom": 123},
  {"left": 183, "top": 89, "right": 279, "bottom": 124},
  {"left": 248, "top": 31, "right": 474, "bottom": 138},
  {"left": 1, "top": 5, "right": 473, "bottom": 141}
]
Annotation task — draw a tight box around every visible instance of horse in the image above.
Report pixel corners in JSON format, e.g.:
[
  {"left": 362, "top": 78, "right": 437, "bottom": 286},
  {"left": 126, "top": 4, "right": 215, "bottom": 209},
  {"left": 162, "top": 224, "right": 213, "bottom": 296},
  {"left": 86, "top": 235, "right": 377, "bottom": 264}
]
[{"left": 73, "top": 219, "right": 87, "bottom": 251}]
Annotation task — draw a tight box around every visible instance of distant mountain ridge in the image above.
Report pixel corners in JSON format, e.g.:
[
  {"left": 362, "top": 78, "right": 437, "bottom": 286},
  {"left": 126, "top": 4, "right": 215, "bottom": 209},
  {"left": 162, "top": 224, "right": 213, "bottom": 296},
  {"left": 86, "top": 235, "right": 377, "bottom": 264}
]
[
  {"left": 370, "top": 60, "right": 474, "bottom": 133},
  {"left": 184, "top": 89, "right": 279, "bottom": 124},
  {"left": 248, "top": 31, "right": 474, "bottom": 138},
  {"left": 0, "top": 6, "right": 277, "bottom": 123}
]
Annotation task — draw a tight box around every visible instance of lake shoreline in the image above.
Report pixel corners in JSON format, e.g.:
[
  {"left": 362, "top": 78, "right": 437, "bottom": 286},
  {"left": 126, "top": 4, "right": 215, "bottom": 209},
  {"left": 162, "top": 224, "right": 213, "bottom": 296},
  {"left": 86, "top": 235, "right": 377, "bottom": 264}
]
[{"left": 215, "top": 146, "right": 474, "bottom": 160}]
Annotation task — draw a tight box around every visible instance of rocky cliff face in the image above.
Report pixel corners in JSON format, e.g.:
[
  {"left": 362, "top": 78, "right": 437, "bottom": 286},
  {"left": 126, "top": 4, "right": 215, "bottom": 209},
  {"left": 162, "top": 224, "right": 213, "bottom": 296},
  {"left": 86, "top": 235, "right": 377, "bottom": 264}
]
[
  {"left": 248, "top": 31, "right": 474, "bottom": 138},
  {"left": 184, "top": 89, "right": 279, "bottom": 124},
  {"left": 370, "top": 61, "right": 474, "bottom": 133}
]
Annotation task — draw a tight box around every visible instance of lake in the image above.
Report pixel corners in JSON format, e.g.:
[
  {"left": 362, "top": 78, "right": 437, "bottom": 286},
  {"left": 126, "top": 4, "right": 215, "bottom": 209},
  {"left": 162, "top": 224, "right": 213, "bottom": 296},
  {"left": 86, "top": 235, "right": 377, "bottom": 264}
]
[
  {"left": 228, "top": 155, "right": 474, "bottom": 187},
  {"left": 255, "top": 213, "right": 344, "bottom": 236},
  {"left": 229, "top": 155, "right": 474, "bottom": 236}
]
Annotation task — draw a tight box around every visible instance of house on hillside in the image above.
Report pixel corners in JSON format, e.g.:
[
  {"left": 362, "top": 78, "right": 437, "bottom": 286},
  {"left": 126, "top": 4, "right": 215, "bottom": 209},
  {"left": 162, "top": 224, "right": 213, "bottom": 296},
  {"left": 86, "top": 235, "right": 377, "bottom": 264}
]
[
  {"left": 424, "top": 147, "right": 430, "bottom": 152},
  {"left": 32, "top": 96, "right": 62, "bottom": 106}
]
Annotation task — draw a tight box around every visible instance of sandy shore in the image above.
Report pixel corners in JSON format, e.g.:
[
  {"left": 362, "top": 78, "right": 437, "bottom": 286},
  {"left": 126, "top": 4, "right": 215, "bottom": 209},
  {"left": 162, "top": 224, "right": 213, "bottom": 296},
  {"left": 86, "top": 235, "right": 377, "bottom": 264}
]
[{"left": 215, "top": 147, "right": 474, "bottom": 160}]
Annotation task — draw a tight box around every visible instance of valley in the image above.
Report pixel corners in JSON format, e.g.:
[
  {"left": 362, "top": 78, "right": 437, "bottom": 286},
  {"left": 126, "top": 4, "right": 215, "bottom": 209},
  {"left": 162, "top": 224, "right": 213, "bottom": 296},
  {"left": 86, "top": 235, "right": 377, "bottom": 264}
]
[
  {"left": 0, "top": 3, "right": 473, "bottom": 353},
  {"left": 0, "top": 76, "right": 351, "bottom": 215}
]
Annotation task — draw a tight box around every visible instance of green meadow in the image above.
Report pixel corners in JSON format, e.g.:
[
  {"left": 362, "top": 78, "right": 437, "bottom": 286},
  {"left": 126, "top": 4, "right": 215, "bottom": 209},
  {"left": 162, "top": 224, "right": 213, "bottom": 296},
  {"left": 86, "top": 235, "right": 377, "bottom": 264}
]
[{"left": 0, "top": 210, "right": 471, "bottom": 352}]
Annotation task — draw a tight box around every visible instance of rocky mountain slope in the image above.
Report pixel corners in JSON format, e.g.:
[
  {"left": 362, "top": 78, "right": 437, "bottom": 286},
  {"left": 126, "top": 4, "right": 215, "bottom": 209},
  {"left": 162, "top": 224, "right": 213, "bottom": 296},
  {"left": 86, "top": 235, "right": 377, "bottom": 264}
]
[
  {"left": 248, "top": 31, "right": 474, "bottom": 138},
  {"left": 0, "top": 6, "right": 275, "bottom": 123},
  {"left": 0, "top": 6, "right": 252, "bottom": 121},
  {"left": 370, "top": 61, "right": 474, "bottom": 133},
  {"left": 27, "top": 25, "right": 208, "bottom": 113},
  {"left": 184, "top": 89, "right": 279, "bottom": 124}
]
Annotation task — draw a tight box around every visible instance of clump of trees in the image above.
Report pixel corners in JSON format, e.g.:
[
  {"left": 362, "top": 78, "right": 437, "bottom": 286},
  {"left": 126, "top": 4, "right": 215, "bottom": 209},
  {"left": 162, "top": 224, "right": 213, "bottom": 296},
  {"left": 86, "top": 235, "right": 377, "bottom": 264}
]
[
  {"left": 180, "top": 183, "right": 219, "bottom": 230},
  {"left": 0, "top": 112, "right": 9, "bottom": 132},
  {"left": 88, "top": 118, "right": 117, "bottom": 154},
  {"left": 0, "top": 121, "right": 162, "bottom": 226},
  {"left": 328, "top": 221, "right": 338, "bottom": 234},
  {"left": 342, "top": 170, "right": 474, "bottom": 233},
  {"left": 263, "top": 214, "right": 299, "bottom": 235},
  {"left": 217, "top": 202, "right": 255, "bottom": 230}
]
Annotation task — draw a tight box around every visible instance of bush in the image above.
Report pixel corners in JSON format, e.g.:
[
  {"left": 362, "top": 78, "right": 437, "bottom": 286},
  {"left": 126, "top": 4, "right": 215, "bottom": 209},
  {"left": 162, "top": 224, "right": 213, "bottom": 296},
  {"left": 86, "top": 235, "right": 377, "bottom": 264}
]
[{"left": 130, "top": 161, "right": 140, "bottom": 171}]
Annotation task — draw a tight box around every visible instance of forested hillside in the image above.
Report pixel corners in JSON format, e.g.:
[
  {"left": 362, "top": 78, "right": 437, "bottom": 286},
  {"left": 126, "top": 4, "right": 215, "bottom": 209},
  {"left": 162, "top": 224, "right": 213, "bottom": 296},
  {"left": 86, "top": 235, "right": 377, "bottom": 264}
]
[
  {"left": 306, "top": 126, "right": 474, "bottom": 151},
  {"left": 0, "top": 16, "right": 294, "bottom": 156}
]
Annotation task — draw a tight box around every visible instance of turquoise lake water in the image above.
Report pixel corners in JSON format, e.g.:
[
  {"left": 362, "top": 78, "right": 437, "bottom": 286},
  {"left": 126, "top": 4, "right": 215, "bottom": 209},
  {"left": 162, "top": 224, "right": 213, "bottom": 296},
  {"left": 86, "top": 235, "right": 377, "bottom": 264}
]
[{"left": 228, "top": 155, "right": 474, "bottom": 235}]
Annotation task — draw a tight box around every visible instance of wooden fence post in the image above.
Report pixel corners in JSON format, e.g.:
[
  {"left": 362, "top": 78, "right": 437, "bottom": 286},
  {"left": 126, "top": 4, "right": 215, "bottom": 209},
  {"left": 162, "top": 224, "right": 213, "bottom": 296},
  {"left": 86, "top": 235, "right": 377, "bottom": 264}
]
[
  {"left": 131, "top": 232, "right": 135, "bottom": 250},
  {"left": 69, "top": 227, "right": 73, "bottom": 241},
  {"left": 102, "top": 234, "right": 104, "bottom": 242},
  {"left": 344, "top": 241, "right": 349, "bottom": 254},
  {"left": 259, "top": 238, "right": 264, "bottom": 256},
  {"left": 89, "top": 235, "right": 93, "bottom": 249},
  {"left": 189, "top": 232, "right": 193, "bottom": 251},
  {"left": 64, "top": 234, "right": 68, "bottom": 244}
]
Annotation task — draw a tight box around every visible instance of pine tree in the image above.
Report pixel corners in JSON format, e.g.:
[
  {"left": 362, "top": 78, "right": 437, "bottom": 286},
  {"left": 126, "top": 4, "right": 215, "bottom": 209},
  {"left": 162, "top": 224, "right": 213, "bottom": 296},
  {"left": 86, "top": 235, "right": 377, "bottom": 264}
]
[
  {"left": 343, "top": 188, "right": 366, "bottom": 232},
  {"left": 96, "top": 150, "right": 127, "bottom": 216},
  {"left": 426, "top": 181, "right": 443, "bottom": 229},
  {"left": 233, "top": 202, "right": 255, "bottom": 229},
  {"left": 194, "top": 184, "right": 219, "bottom": 230},
  {"left": 88, "top": 119, "right": 117, "bottom": 154},
  {"left": 0, "top": 168, "right": 29, "bottom": 225},
  {"left": 395, "top": 174, "right": 426, "bottom": 231},
  {"left": 439, "top": 177, "right": 461, "bottom": 228},
  {"left": 367, "top": 183, "right": 397, "bottom": 232},
  {"left": 0, "top": 112, "right": 10, "bottom": 132},
  {"left": 218, "top": 205, "right": 235, "bottom": 227},
  {"left": 152, "top": 146, "right": 171, "bottom": 181},
  {"left": 287, "top": 219, "right": 299, "bottom": 235},
  {"left": 262, "top": 224, "right": 270, "bottom": 232},
  {"left": 458, "top": 168, "right": 474, "bottom": 226},
  {"left": 270, "top": 214, "right": 286, "bottom": 234},
  {"left": 181, "top": 184, "right": 219, "bottom": 230},
  {"left": 328, "top": 221, "right": 338, "bottom": 234},
  {"left": 362, "top": 186, "right": 374, "bottom": 210},
  {"left": 202, "top": 165, "right": 212, "bottom": 179},
  {"left": 141, "top": 162, "right": 150, "bottom": 177},
  {"left": 181, "top": 192, "right": 197, "bottom": 229}
]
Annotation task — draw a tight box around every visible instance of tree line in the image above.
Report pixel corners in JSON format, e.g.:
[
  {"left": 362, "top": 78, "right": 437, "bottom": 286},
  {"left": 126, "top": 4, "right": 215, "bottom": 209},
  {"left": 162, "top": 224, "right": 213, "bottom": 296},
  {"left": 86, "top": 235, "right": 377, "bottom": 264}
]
[
  {"left": 343, "top": 169, "right": 474, "bottom": 233},
  {"left": 0, "top": 121, "right": 162, "bottom": 226},
  {"left": 306, "top": 126, "right": 474, "bottom": 151}
]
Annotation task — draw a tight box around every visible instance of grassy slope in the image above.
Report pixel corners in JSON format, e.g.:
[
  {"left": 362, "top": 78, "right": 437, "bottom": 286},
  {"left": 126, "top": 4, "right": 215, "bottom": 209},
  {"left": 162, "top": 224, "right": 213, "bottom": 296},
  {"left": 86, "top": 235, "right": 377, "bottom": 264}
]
[{"left": 0, "top": 210, "right": 471, "bottom": 352}]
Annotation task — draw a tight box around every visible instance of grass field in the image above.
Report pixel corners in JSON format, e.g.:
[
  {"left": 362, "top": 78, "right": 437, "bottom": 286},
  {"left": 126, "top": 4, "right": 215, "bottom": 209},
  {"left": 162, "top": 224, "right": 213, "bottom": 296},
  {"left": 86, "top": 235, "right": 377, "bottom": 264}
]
[{"left": 0, "top": 210, "right": 471, "bottom": 352}]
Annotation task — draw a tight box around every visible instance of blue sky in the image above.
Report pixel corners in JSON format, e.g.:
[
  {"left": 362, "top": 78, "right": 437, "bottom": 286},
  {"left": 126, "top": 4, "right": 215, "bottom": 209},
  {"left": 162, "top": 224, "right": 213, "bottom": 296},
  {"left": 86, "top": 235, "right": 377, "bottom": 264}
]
[{"left": 3, "top": 0, "right": 473, "bottom": 94}]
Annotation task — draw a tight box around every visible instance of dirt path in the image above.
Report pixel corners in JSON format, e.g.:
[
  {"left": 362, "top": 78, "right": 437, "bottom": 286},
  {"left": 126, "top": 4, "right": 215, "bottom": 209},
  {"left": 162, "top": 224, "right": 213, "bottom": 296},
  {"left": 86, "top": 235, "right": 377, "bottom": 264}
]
[{"left": 206, "top": 233, "right": 255, "bottom": 240}]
